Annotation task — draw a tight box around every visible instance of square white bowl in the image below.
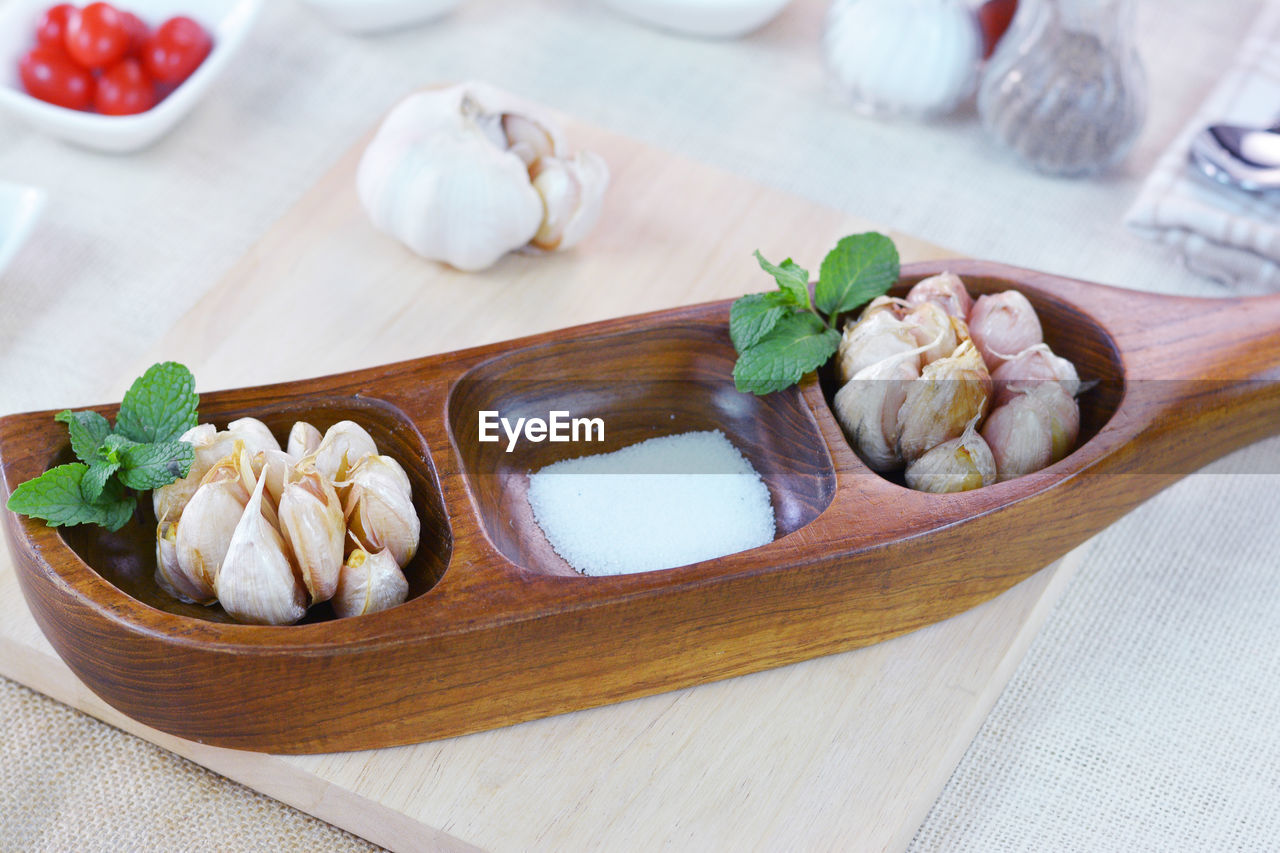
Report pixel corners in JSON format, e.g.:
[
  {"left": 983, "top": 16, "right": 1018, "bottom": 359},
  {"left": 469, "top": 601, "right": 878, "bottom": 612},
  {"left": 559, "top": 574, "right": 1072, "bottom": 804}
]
[
  {"left": 0, "top": 183, "right": 46, "bottom": 279},
  {"left": 0, "top": 0, "right": 264, "bottom": 153}
]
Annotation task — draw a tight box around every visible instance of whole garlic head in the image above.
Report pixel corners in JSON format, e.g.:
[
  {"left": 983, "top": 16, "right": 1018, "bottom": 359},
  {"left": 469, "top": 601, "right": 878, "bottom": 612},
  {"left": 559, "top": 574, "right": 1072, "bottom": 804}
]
[{"left": 357, "top": 83, "right": 609, "bottom": 271}]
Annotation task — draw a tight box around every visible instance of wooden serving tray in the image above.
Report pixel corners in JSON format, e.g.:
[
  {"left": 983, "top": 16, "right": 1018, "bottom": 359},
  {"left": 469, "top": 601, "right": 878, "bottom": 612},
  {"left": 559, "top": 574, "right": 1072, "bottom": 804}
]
[{"left": 4, "top": 260, "right": 1279, "bottom": 755}]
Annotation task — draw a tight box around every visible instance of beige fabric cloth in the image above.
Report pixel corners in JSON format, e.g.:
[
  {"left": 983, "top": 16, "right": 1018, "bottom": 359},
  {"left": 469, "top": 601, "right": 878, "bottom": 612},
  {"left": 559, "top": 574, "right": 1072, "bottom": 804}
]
[{"left": 1126, "top": 0, "right": 1280, "bottom": 292}]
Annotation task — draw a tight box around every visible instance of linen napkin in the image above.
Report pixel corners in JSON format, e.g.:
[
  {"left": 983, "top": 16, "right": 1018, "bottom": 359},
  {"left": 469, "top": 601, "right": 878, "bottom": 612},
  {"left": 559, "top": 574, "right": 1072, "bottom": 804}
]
[{"left": 1125, "top": 0, "right": 1280, "bottom": 293}]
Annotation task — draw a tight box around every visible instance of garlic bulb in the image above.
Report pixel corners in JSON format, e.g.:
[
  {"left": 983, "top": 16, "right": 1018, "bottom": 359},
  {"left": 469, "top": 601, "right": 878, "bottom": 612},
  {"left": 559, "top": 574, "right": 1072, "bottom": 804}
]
[
  {"left": 341, "top": 455, "right": 420, "bottom": 568},
  {"left": 968, "top": 291, "right": 1043, "bottom": 369},
  {"left": 833, "top": 355, "right": 919, "bottom": 472},
  {"left": 216, "top": 470, "right": 307, "bottom": 626},
  {"left": 332, "top": 545, "right": 409, "bottom": 619},
  {"left": 835, "top": 309, "right": 920, "bottom": 383},
  {"left": 306, "top": 420, "right": 378, "bottom": 483},
  {"left": 904, "top": 417, "right": 997, "bottom": 493},
  {"left": 905, "top": 271, "right": 974, "bottom": 320},
  {"left": 278, "top": 461, "right": 346, "bottom": 604},
  {"left": 991, "top": 343, "right": 1080, "bottom": 405},
  {"left": 287, "top": 421, "right": 322, "bottom": 459},
  {"left": 981, "top": 393, "right": 1054, "bottom": 481},
  {"left": 357, "top": 83, "right": 609, "bottom": 271},
  {"left": 897, "top": 340, "right": 992, "bottom": 464}
]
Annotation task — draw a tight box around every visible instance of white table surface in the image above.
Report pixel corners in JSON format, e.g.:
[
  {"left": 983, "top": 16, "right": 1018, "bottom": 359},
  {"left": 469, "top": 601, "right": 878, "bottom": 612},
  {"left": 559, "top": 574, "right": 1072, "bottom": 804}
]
[{"left": 2, "top": 0, "right": 1277, "bottom": 849}]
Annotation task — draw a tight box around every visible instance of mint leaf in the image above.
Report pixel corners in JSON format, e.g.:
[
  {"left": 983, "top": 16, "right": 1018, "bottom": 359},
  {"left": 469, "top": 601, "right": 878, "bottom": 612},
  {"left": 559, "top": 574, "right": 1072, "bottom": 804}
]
[
  {"left": 115, "top": 362, "right": 199, "bottom": 445},
  {"left": 118, "top": 440, "right": 194, "bottom": 491},
  {"left": 814, "top": 232, "right": 899, "bottom": 316},
  {"left": 732, "top": 313, "right": 840, "bottom": 395},
  {"left": 54, "top": 410, "right": 112, "bottom": 465},
  {"left": 730, "top": 293, "right": 794, "bottom": 353},
  {"left": 5, "top": 464, "right": 135, "bottom": 531},
  {"left": 82, "top": 460, "right": 121, "bottom": 502},
  {"left": 754, "top": 252, "right": 811, "bottom": 310},
  {"left": 99, "top": 433, "right": 139, "bottom": 463}
]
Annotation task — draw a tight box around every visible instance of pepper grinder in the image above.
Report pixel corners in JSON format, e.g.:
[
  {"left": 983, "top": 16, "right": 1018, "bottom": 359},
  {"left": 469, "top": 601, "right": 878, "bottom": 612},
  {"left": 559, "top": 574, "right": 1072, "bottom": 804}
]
[{"left": 977, "top": 0, "right": 1147, "bottom": 176}]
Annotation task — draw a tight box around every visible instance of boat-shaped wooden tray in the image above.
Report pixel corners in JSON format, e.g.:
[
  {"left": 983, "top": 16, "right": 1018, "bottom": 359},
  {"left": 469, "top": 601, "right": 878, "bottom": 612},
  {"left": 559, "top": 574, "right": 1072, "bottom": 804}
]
[{"left": 2, "top": 260, "right": 1279, "bottom": 754}]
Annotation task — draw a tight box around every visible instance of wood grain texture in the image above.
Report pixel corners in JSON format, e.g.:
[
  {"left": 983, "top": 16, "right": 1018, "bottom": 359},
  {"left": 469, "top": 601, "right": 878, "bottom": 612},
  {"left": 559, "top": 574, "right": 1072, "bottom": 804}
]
[{"left": 4, "top": 261, "right": 1280, "bottom": 755}]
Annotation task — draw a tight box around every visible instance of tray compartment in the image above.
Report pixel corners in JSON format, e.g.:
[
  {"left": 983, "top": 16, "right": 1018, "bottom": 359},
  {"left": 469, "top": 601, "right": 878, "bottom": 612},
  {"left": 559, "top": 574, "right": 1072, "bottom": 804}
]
[
  {"left": 447, "top": 323, "right": 838, "bottom": 576},
  {"left": 58, "top": 393, "right": 452, "bottom": 624}
]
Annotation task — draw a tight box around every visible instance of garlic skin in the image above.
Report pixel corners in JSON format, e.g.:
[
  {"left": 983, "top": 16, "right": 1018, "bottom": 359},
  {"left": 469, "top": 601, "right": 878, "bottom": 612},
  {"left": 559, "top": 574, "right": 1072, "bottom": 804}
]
[
  {"left": 287, "top": 421, "right": 322, "bottom": 459},
  {"left": 278, "top": 462, "right": 346, "bottom": 604},
  {"left": 173, "top": 455, "right": 253, "bottom": 598},
  {"left": 306, "top": 420, "right": 379, "bottom": 483},
  {"left": 252, "top": 448, "right": 295, "bottom": 508},
  {"left": 968, "top": 291, "right": 1043, "bottom": 369},
  {"left": 906, "top": 271, "right": 974, "bottom": 320},
  {"left": 991, "top": 343, "right": 1080, "bottom": 404},
  {"left": 216, "top": 471, "right": 307, "bottom": 626},
  {"left": 1024, "top": 383, "right": 1081, "bottom": 461},
  {"left": 896, "top": 340, "right": 992, "bottom": 464},
  {"left": 357, "top": 83, "right": 609, "bottom": 271},
  {"left": 904, "top": 419, "right": 997, "bottom": 493},
  {"left": 833, "top": 355, "right": 919, "bottom": 472},
  {"left": 981, "top": 393, "right": 1054, "bottom": 481},
  {"left": 332, "top": 546, "right": 409, "bottom": 619},
  {"left": 902, "top": 300, "right": 963, "bottom": 366},
  {"left": 341, "top": 455, "right": 420, "bottom": 567},
  {"left": 155, "top": 520, "right": 214, "bottom": 605},
  {"left": 836, "top": 309, "right": 921, "bottom": 383}
]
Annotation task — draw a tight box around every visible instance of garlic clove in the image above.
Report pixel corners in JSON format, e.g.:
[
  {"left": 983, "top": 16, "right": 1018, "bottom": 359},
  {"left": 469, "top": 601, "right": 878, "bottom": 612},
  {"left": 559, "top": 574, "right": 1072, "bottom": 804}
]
[
  {"left": 1025, "top": 383, "right": 1081, "bottom": 462},
  {"left": 902, "top": 300, "right": 960, "bottom": 366},
  {"left": 836, "top": 308, "right": 921, "bottom": 383},
  {"left": 155, "top": 519, "right": 215, "bottom": 605},
  {"left": 342, "top": 455, "right": 420, "bottom": 568},
  {"left": 226, "top": 417, "right": 281, "bottom": 454},
  {"left": 252, "top": 448, "right": 294, "bottom": 508},
  {"left": 153, "top": 423, "right": 220, "bottom": 522},
  {"left": 981, "top": 393, "right": 1054, "bottom": 481},
  {"left": 305, "top": 420, "right": 379, "bottom": 484},
  {"left": 833, "top": 355, "right": 919, "bottom": 472},
  {"left": 278, "top": 461, "right": 346, "bottom": 604},
  {"left": 529, "top": 152, "right": 610, "bottom": 252},
  {"left": 216, "top": 470, "right": 307, "bottom": 626},
  {"left": 502, "top": 113, "right": 557, "bottom": 167},
  {"left": 904, "top": 418, "right": 997, "bottom": 493},
  {"left": 991, "top": 343, "right": 1081, "bottom": 404},
  {"left": 287, "top": 421, "right": 322, "bottom": 459},
  {"left": 896, "top": 340, "right": 992, "bottom": 464},
  {"left": 174, "top": 454, "right": 252, "bottom": 596},
  {"left": 906, "top": 271, "right": 974, "bottom": 320},
  {"left": 968, "top": 291, "right": 1044, "bottom": 369},
  {"left": 332, "top": 546, "right": 409, "bottom": 619}
]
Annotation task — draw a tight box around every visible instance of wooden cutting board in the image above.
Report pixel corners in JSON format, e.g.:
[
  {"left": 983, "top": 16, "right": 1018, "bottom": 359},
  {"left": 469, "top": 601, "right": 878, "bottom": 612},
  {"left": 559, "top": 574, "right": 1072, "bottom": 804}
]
[{"left": 0, "top": 108, "right": 1086, "bottom": 851}]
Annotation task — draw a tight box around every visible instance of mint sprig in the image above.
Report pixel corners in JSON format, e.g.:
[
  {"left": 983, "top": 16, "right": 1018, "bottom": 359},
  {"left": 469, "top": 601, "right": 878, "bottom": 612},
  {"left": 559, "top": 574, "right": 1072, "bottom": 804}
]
[
  {"left": 6, "top": 362, "right": 200, "bottom": 532},
  {"left": 731, "top": 233, "right": 900, "bottom": 395}
]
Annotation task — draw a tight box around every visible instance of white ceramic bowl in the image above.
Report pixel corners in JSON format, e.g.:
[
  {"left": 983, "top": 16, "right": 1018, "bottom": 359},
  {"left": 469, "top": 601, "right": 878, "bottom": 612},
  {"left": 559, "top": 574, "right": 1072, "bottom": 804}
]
[
  {"left": 298, "top": 0, "right": 461, "bottom": 35},
  {"left": 599, "top": 0, "right": 792, "bottom": 38},
  {"left": 0, "top": 184, "right": 46, "bottom": 279},
  {"left": 0, "top": 0, "right": 263, "bottom": 153}
]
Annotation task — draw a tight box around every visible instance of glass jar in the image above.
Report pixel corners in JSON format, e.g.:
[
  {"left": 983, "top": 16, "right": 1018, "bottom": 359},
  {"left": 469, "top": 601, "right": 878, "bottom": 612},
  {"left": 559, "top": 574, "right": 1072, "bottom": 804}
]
[
  {"left": 824, "top": 0, "right": 983, "bottom": 119},
  {"left": 977, "top": 0, "right": 1146, "bottom": 177}
]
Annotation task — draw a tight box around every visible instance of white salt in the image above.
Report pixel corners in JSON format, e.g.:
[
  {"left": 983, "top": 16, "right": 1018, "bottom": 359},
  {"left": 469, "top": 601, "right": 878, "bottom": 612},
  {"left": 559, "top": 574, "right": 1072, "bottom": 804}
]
[{"left": 526, "top": 430, "right": 777, "bottom": 576}]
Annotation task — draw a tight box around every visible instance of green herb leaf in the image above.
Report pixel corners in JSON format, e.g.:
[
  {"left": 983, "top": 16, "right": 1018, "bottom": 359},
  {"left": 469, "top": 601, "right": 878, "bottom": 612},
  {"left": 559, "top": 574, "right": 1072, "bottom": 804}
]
[
  {"left": 754, "top": 251, "right": 812, "bottom": 310},
  {"left": 5, "top": 464, "right": 135, "bottom": 532},
  {"left": 54, "top": 410, "right": 112, "bottom": 465},
  {"left": 115, "top": 362, "right": 199, "bottom": 445},
  {"left": 82, "top": 459, "right": 121, "bottom": 502},
  {"left": 814, "top": 232, "right": 899, "bottom": 316},
  {"left": 117, "top": 440, "right": 195, "bottom": 491},
  {"left": 98, "top": 433, "right": 139, "bottom": 465},
  {"left": 732, "top": 313, "right": 841, "bottom": 395},
  {"left": 729, "top": 292, "right": 794, "bottom": 353}
]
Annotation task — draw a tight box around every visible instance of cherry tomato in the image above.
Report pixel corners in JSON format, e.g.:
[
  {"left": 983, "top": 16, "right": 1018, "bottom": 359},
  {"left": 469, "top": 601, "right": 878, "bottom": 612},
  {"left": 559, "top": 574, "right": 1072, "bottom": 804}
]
[
  {"left": 120, "top": 11, "right": 150, "bottom": 57},
  {"left": 18, "top": 44, "right": 94, "bottom": 110},
  {"left": 977, "top": 0, "right": 1018, "bottom": 59},
  {"left": 35, "top": 4, "right": 77, "bottom": 50},
  {"left": 94, "top": 57, "right": 157, "bottom": 115},
  {"left": 64, "top": 2, "right": 130, "bottom": 70},
  {"left": 142, "top": 16, "right": 211, "bottom": 86}
]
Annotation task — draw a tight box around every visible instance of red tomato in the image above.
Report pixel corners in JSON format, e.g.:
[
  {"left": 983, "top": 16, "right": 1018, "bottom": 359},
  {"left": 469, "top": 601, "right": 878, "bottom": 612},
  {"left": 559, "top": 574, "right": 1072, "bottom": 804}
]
[
  {"left": 35, "top": 4, "right": 77, "bottom": 50},
  {"left": 18, "top": 44, "right": 94, "bottom": 110},
  {"left": 120, "top": 11, "right": 150, "bottom": 57},
  {"left": 64, "top": 2, "right": 130, "bottom": 70},
  {"left": 977, "top": 0, "right": 1018, "bottom": 59},
  {"left": 142, "top": 16, "right": 212, "bottom": 86},
  {"left": 94, "top": 57, "right": 157, "bottom": 115}
]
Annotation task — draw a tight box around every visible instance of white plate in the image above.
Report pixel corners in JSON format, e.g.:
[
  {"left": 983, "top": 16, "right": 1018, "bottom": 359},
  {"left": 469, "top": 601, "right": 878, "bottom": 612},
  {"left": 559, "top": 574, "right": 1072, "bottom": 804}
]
[
  {"left": 0, "top": 184, "right": 46, "bottom": 279},
  {"left": 0, "top": 0, "right": 264, "bottom": 153},
  {"left": 599, "top": 0, "right": 792, "bottom": 38},
  {"left": 298, "top": 0, "right": 461, "bottom": 34}
]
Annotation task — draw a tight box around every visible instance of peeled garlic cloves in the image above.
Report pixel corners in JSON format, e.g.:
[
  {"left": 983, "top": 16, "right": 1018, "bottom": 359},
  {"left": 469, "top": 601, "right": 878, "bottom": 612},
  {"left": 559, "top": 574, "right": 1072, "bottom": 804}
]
[
  {"left": 216, "top": 472, "right": 307, "bottom": 626},
  {"left": 896, "top": 340, "right": 992, "bottom": 464},
  {"left": 342, "top": 455, "right": 420, "bottom": 568},
  {"left": 278, "top": 462, "right": 346, "bottom": 604},
  {"left": 906, "top": 271, "right": 973, "bottom": 320},
  {"left": 904, "top": 418, "right": 997, "bottom": 493},
  {"left": 332, "top": 546, "right": 409, "bottom": 619},
  {"left": 287, "top": 421, "right": 322, "bottom": 459},
  {"left": 968, "top": 291, "right": 1043, "bottom": 369}
]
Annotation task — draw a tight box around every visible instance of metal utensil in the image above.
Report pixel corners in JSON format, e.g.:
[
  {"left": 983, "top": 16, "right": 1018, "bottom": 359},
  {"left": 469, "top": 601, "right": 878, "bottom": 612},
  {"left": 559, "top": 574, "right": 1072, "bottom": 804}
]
[{"left": 1189, "top": 121, "right": 1280, "bottom": 193}]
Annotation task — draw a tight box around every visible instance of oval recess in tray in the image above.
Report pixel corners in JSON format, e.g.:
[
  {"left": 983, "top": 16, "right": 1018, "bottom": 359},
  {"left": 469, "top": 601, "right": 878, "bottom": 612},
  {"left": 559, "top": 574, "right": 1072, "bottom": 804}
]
[
  {"left": 448, "top": 323, "right": 839, "bottom": 576},
  {"left": 58, "top": 395, "right": 452, "bottom": 625}
]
